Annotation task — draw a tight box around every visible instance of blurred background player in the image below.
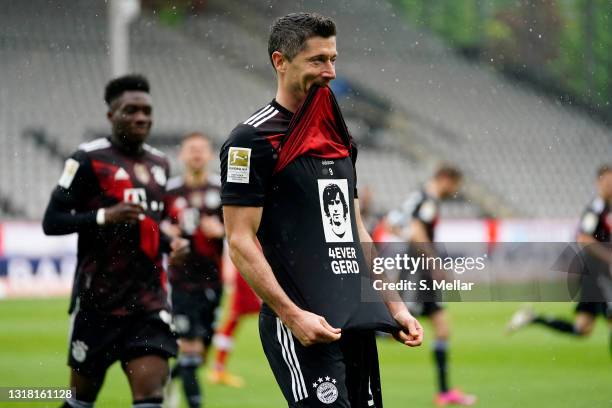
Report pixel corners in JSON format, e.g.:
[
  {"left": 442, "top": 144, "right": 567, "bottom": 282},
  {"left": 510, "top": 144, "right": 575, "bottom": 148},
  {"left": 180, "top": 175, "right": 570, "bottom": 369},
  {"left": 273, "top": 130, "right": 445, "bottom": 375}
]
[
  {"left": 507, "top": 165, "right": 612, "bottom": 354},
  {"left": 163, "top": 132, "right": 225, "bottom": 408},
  {"left": 208, "top": 263, "right": 261, "bottom": 388},
  {"left": 390, "top": 164, "right": 477, "bottom": 406},
  {"left": 42, "top": 74, "right": 187, "bottom": 408}
]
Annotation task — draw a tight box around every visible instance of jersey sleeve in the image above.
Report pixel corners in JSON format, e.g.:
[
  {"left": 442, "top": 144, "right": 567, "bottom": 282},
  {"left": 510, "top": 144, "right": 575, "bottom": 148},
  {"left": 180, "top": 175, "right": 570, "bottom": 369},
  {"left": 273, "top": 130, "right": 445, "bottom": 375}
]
[
  {"left": 578, "top": 209, "right": 600, "bottom": 236},
  {"left": 413, "top": 198, "right": 437, "bottom": 224},
  {"left": 42, "top": 150, "right": 99, "bottom": 235},
  {"left": 220, "top": 125, "right": 276, "bottom": 207}
]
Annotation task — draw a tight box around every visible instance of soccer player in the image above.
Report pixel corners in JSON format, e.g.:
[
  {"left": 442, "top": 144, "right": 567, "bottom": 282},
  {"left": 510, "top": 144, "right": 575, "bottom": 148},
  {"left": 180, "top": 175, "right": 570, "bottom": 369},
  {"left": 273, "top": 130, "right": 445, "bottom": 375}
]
[
  {"left": 42, "top": 74, "right": 187, "bottom": 408},
  {"left": 163, "top": 132, "right": 225, "bottom": 408},
  {"left": 391, "top": 165, "right": 477, "bottom": 406},
  {"left": 508, "top": 165, "right": 612, "bottom": 351},
  {"left": 220, "top": 12, "right": 423, "bottom": 407}
]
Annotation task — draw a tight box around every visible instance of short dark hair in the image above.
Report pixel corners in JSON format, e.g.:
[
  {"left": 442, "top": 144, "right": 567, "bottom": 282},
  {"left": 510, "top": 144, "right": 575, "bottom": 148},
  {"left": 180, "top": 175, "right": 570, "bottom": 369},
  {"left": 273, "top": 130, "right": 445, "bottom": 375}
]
[
  {"left": 182, "top": 131, "right": 210, "bottom": 143},
  {"left": 268, "top": 12, "right": 336, "bottom": 66},
  {"left": 322, "top": 183, "right": 348, "bottom": 218},
  {"left": 597, "top": 164, "right": 612, "bottom": 178},
  {"left": 104, "top": 74, "right": 150, "bottom": 106},
  {"left": 434, "top": 163, "right": 463, "bottom": 181}
]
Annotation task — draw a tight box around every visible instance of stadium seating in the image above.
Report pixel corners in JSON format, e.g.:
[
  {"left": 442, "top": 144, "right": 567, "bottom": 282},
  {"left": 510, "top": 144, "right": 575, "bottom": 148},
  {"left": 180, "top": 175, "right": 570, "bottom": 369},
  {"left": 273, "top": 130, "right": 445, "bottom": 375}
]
[{"left": 2, "top": 0, "right": 610, "bottom": 219}]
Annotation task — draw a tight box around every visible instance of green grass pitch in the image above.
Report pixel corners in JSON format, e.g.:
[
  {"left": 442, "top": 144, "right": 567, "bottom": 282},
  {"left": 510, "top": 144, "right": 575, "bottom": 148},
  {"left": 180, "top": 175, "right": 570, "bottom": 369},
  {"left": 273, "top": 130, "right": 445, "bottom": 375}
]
[{"left": 0, "top": 298, "right": 609, "bottom": 407}]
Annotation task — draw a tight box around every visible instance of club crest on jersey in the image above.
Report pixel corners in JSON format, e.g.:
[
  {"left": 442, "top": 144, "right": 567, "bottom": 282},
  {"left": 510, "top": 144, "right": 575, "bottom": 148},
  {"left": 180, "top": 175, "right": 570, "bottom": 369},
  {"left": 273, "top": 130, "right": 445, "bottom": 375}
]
[
  {"left": 227, "top": 147, "right": 251, "bottom": 184},
  {"left": 151, "top": 165, "right": 167, "bottom": 186},
  {"left": 133, "top": 163, "right": 151, "bottom": 184},
  {"left": 317, "top": 179, "right": 353, "bottom": 243},
  {"left": 312, "top": 376, "right": 338, "bottom": 404},
  {"left": 71, "top": 340, "right": 88, "bottom": 363}
]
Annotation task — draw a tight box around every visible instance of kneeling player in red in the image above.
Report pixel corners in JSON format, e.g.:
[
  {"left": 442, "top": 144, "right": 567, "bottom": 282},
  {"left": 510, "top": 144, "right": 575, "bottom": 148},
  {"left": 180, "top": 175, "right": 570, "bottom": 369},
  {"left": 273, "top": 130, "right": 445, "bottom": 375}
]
[
  {"left": 221, "top": 13, "right": 423, "bottom": 407},
  {"left": 43, "top": 75, "right": 188, "bottom": 408}
]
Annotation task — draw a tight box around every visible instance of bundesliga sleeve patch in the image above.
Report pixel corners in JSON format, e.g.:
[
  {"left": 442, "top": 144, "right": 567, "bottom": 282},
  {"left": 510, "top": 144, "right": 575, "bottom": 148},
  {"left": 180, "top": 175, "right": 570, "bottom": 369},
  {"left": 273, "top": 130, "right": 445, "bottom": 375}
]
[
  {"left": 58, "top": 158, "right": 80, "bottom": 188},
  {"left": 227, "top": 147, "right": 251, "bottom": 184},
  {"left": 318, "top": 179, "right": 354, "bottom": 243}
]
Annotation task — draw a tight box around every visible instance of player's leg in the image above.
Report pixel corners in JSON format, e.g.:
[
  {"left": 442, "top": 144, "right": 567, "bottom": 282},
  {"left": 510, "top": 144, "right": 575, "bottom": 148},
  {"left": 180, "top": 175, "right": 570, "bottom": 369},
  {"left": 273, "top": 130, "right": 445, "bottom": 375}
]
[
  {"left": 429, "top": 307, "right": 476, "bottom": 407},
  {"left": 572, "top": 310, "right": 597, "bottom": 336},
  {"left": 171, "top": 339, "right": 204, "bottom": 408},
  {"left": 59, "top": 369, "right": 106, "bottom": 408},
  {"left": 121, "top": 311, "right": 178, "bottom": 408},
  {"left": 170, "top": 289, "right": 211, "bottom": 408},
  {"left": 212, "top": 311, "right": 239, "bottom": 374},
  {"left": 507, "top": 304, "right": 593, "bottom": 336},
  {"left": 61, "top": 310, "right": 119, "bottom": 408},
  {"left": 210, "top": 277, "right": 259, "bottom": 387},
  {"left": 429, "top": 308, "right": 450, "bottom": 394},
  {"left": 123, "top": 355, "right": 169, "bottom": 408}
]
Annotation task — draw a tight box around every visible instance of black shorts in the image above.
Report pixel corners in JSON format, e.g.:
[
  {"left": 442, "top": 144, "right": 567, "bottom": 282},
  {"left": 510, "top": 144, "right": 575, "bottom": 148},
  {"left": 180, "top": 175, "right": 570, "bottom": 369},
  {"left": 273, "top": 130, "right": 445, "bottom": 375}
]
[
  {"left": 259, "top": 309, "right": 382, "bottom": 408},
  {"left": 171, "top": 287, "right": 222, "bottom": 343},
  {"left": 575, "top": 302, "right": 611, "bottom": 318},
  {"left": 67, "top": 309, "right": 177, "bottom": 378}
]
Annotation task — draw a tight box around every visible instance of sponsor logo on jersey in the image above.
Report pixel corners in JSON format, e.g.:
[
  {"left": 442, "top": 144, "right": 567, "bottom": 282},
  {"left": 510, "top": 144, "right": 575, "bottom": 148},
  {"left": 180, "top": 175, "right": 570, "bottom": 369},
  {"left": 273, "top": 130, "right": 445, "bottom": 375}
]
[
  {"left": 114, "top": 167, "right": 130, "bottom": 181},
  {"left": 124, "top": 188, "right": 147, "bottom": 205},
  {"left": 318, "top": 179, "right": 353, "bottom": 243},
  {"left": 227, "top": 147, "right": 251, "bottom": 184},
  {"left": 313, "top": 376, "right": 338, "bottom": 404},
  {"left": 151, "top": 165, "right": 167, "bottom": 186}
]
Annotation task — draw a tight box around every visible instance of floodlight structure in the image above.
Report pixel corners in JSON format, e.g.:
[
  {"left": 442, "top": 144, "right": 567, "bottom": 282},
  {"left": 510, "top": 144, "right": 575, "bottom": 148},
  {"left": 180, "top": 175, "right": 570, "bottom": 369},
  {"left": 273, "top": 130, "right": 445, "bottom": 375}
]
[{"left": 108, "top": 0, "right": 141, "bottom": 77}]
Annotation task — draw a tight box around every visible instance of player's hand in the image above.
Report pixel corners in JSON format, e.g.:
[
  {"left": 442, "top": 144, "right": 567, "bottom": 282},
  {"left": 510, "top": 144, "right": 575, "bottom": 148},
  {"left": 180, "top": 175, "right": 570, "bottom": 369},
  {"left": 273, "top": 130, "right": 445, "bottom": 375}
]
[
  {"left": 104, "top": 202, "right": 143, "bottom": 224},
  {"left": 283, "top": 309, "right": 341, "bottom": 347},
  {"left": 161, "top": 220, "right": 182, "bottom": 239},
  {"left": 200, "top": 215, "right": 225, "bottom": 238},
  {"left": 392, "top": 309, "right": 423, "bottom": 347},
  {"left": 169, "top": 237, "right": 190, "bottom": 266}
]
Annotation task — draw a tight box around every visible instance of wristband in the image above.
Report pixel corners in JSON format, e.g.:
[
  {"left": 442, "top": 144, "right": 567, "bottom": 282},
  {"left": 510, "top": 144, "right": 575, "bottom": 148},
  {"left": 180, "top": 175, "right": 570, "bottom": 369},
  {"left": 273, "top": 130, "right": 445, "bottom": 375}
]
[{"left": 96, "top": 208, "right": 106, "bottom": 225}]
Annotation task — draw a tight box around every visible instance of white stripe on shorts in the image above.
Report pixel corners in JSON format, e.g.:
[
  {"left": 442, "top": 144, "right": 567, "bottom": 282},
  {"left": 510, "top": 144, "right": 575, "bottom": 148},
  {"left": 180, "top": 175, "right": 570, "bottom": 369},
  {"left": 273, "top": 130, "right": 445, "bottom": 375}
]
[{"left": 276, "top": 317, "right": 308, "bottom": 402}]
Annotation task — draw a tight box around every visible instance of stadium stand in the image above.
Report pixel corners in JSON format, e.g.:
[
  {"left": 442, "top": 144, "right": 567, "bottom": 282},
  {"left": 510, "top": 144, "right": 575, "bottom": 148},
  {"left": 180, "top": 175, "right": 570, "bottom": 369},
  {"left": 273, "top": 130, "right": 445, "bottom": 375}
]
[{"left": 1, "top": 0, "right": 610, "bottom": 219}]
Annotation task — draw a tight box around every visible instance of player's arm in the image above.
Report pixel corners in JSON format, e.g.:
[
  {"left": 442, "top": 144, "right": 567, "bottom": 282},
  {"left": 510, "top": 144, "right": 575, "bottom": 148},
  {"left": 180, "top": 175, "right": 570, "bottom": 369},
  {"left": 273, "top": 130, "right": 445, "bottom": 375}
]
[
  {"left": 42, "top": 152, "right": 143, "bottom": 235},
  {"left": 354, "top": 199, "right": 423, "bottom": 347},
  {"left": 577, "top": 209, "right": 612, "bottom": 266},
  {"left": 409, "top": 219, "right": 437, "bottom": 256},
  {"left": 577, "top": 232, "right": 612, "bottom": 265},
  {"left": 224, "top": 205, "right": 341, "bottom": 346}
]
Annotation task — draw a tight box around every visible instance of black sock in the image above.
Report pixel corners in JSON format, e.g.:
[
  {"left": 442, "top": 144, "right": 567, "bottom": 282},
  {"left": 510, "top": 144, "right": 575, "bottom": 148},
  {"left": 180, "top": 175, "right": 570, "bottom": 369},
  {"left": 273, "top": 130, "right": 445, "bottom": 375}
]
[
  {"left": 178, "top": 354, "right": 203, "bottom": 408},
  {"left": 132, "top": 397, "right": 162, "bottom": 408},
  {"left": 433, "top": 340, "right": 449, "bottom": 393},
  {"left": 533, "top": 316, "right": 579, "bottom": 335}
]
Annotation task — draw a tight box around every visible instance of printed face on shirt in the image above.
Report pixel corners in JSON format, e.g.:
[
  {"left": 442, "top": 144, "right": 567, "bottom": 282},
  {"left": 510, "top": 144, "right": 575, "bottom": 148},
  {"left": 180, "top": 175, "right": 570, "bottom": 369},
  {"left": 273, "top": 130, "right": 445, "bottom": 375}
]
[{"left": 318, "top": 180, "right": 353, "bottom": 243}]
